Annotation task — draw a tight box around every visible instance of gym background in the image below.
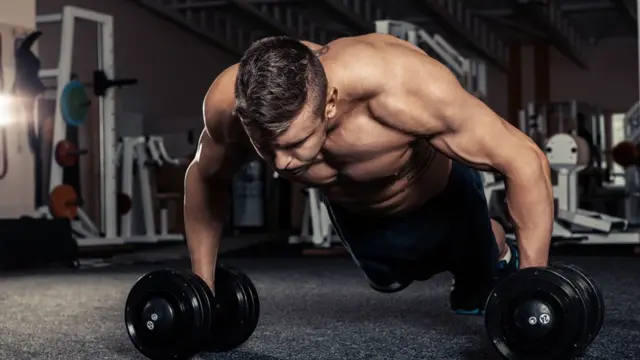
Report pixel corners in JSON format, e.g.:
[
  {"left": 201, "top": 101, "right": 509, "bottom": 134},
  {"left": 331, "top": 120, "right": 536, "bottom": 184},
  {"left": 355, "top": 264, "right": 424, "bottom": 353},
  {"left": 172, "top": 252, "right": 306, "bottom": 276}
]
[{"left": 0, "top": 0, "right": 638, "bottom": 359}]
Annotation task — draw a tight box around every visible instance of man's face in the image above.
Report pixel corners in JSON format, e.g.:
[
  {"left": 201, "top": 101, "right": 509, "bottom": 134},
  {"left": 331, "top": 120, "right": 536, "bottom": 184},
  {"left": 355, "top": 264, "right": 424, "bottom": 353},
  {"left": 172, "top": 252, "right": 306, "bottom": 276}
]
[{"left": 247, "top": 105, "right": 327, "bottom": 177}]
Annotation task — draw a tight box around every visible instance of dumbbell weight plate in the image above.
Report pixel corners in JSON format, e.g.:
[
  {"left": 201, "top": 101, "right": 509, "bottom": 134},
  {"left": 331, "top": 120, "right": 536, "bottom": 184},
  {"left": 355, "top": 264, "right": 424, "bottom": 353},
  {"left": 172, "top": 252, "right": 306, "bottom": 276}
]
[
  {"left": 207, "top": 266, "right": 260, "bottom": 352},
  {"left": 125, "top": 269, "right": 207, "bottom": 360},
  {"left": 552, "top": 264, "right": 604, "bottom": 352},
  {"left": 222, "top": 267, "right": 260, "bottom": 347},
  {"left": 485, "top": 267, "right": 587, "bottom": 360},
  {"left": 173, "top": 270, "right": 216, "bottom": 352},
  {"left": 565, "top": 264, "right": 605, "bottom": 348},
  {"left": 208, "top": 266, "right": 248, "bottom": 352}
]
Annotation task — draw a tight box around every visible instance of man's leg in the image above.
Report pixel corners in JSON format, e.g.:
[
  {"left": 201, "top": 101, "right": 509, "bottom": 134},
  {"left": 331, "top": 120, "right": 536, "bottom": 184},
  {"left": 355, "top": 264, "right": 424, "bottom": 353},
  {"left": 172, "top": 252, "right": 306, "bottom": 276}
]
[
  {"left": 491, "top": 219, "right": 507, "bottom": 258},
  {"left": 444, "top": 163, "right": 519, "bottom": 315},
  {"left": 323, "top": 197, "right": 451, "bottom": 290}
]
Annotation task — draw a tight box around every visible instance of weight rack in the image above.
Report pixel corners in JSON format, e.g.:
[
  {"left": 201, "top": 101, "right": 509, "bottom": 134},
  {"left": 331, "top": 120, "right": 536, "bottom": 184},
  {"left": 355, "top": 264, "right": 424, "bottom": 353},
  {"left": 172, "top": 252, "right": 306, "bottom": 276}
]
[{"left": 37, "top": 6, "right": 118, "bottom": 242}]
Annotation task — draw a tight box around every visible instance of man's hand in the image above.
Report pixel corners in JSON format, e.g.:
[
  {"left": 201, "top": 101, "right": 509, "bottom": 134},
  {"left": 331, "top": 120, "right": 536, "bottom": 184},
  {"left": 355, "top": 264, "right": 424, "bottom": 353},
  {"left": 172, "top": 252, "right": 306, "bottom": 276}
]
[{"left": 367, "top": 40, "right": 554, "bottom": 268}]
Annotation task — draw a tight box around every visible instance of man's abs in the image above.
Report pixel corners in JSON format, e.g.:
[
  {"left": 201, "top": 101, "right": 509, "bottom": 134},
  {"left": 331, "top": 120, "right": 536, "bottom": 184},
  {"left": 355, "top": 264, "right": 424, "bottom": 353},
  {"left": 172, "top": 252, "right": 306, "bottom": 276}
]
[{"left": 321, "top": 149, "right": 452, "bottom": 216}]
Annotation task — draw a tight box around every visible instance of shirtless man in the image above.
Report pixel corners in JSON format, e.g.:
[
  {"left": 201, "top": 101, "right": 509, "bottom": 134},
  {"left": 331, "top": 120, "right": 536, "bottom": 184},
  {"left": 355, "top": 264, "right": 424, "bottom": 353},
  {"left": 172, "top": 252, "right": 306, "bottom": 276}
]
[{"left": 185, "top": 34, "right": 554, "bottom": 314}]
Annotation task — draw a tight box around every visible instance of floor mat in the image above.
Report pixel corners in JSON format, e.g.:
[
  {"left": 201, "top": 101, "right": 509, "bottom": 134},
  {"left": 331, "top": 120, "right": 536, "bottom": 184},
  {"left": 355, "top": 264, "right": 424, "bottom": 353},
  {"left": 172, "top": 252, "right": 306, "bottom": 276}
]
[{"left": 0, "top": 255, "right": 636, "bottom": 359}]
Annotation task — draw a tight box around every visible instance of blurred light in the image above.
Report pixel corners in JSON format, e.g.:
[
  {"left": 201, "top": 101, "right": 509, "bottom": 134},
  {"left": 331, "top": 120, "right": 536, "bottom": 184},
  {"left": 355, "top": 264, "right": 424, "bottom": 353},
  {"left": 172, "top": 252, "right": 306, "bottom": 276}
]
[{"left": 0, "top": 95, "right": 14, "bottom": 126}]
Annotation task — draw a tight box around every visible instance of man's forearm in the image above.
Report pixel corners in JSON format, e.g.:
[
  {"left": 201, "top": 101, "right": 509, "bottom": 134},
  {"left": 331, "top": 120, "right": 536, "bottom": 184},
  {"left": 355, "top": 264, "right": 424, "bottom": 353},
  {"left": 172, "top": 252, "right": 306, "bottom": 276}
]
[
  {"left": 184, "top": 165, "right": 229, "bottom": 285},
  {"left": 505, "top": 155, "right": 554, "bottom": 268}
]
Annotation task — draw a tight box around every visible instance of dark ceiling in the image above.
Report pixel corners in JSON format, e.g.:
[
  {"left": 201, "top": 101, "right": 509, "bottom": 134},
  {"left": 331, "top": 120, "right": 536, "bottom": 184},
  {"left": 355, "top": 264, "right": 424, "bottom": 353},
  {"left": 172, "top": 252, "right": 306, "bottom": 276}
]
[{"left": 134, "top": 0, "right": 637, "bottom": 71}]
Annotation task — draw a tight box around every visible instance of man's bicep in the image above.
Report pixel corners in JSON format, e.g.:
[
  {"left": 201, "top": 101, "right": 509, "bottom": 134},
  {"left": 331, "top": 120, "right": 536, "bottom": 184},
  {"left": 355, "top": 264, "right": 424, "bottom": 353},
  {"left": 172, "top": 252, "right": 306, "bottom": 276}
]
[{"left": 194, "top": 128, "right": 249, "bottom": 180}]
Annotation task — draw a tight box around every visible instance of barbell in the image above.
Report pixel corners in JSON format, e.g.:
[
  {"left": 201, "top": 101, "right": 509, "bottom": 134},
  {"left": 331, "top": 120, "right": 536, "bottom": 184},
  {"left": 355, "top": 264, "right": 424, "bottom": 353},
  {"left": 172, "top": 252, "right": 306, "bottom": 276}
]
[{"left": 59, "top": 71, "right": 138, "bottom": 127}]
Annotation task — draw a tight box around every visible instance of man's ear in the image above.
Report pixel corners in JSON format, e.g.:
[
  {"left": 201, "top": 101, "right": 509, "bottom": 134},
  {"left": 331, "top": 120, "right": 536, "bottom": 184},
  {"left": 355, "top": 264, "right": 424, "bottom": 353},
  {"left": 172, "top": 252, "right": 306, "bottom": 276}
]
[{"left": 325, "top": 87, "right": 338, "bottom": 119}]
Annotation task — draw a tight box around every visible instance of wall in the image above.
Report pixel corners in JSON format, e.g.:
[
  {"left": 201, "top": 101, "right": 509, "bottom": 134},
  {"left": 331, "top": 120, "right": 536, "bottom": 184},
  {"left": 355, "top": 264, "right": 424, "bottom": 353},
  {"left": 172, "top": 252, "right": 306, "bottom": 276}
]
[
  {"left": 0, "top": 1, "right": 36, "bottom": 28},
  {"left": 37, "top": 0, "right": 238, "bottom": 133},
  {"left": 545, "top": 37, "right": 639, "bottom": 112},
  {"left": 485, "top": 37, "right": 639, "bottom": 118},
  {"left": 0, "top": 0, "right": 38, "bottom": 217},
  {"left": 485, "top": 63, "right": 509, "bottom": 117}
]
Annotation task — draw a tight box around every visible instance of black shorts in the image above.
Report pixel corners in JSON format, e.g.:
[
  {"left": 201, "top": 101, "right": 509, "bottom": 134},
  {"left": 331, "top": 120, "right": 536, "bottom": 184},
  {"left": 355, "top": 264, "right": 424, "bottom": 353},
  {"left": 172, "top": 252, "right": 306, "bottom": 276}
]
[{"left": 325, "top": 161, "right": 500, "bottom": 287}]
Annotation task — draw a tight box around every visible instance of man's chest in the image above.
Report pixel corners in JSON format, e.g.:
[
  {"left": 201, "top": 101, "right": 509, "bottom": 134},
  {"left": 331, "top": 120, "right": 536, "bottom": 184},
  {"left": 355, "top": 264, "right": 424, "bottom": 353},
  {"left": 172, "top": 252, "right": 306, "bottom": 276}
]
[{"left": 295, "top": 113, "right": 419, "bottom": 186}]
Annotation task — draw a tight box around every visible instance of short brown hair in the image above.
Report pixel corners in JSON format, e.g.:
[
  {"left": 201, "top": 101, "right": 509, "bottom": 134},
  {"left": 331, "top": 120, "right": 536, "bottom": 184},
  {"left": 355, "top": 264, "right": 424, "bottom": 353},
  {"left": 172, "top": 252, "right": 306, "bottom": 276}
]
[{"left": 234, "top": 36, "right": 328, "bottom": 139}]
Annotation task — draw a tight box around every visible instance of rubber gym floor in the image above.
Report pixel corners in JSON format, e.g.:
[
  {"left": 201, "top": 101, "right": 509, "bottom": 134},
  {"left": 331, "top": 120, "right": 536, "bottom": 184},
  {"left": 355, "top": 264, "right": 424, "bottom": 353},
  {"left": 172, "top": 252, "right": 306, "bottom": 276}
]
[{"left": 0, "top": 243, "right": 638, "bottom": 360}]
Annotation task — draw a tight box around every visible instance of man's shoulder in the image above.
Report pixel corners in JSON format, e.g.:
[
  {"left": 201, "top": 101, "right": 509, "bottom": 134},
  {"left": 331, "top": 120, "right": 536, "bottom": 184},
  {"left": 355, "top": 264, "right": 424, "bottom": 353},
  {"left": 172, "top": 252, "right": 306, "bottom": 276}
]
[
  {"left": 324, "top": 34, "right": 415, "bottom": 99},
  {"left": 327, "top": 33, "right": 420, "bottom": 59},
  {"left": 205, "top": 64, "right": 238, "bottom": 110},
  {"left": 203, "top": 64, "right": 239, "bottom": 127}
]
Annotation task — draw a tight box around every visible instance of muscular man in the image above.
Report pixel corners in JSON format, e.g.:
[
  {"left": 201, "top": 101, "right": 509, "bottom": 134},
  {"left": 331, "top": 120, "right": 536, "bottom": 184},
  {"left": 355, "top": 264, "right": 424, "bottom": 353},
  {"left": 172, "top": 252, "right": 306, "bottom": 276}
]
[{"left": 185, "top": 35, "right": 554, "bottom": 314}]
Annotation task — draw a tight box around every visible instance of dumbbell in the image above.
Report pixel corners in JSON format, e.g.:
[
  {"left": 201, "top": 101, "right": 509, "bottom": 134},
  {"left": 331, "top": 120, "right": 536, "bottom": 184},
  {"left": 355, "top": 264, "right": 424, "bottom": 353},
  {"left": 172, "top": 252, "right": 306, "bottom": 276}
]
[
  {"left": 484, "top": 264, "right": 604, "bottom": 360},
  {"left": 124, "top": 265, "right": 260, "bottom": 359}
]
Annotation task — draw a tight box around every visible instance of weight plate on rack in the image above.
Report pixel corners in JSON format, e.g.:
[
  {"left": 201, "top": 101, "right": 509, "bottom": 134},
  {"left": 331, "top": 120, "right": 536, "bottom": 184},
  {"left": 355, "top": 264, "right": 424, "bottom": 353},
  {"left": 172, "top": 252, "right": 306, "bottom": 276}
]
[
  {"left": 60, "top": 80, "right": 90, "bottom": 126},
  {"left": 48, "top": 184, "right": 78, "bottom": 219}
]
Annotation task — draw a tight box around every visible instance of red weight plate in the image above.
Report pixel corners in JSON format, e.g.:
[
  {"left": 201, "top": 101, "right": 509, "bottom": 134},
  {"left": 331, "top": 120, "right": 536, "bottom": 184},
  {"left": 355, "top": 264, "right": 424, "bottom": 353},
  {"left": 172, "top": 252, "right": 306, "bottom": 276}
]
[
  {"left": 54, "top": 140, "right": 79, "bottom": 167},
  {"left": 49, "top": 184, "right": 78, "bottom": 219}
]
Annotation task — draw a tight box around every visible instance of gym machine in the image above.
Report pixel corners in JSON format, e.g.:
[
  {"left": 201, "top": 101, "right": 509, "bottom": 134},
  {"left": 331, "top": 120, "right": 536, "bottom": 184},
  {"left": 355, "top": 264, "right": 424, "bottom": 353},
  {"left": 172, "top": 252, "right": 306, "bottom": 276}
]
[
  {"left": 115, "top": 136, "right": 185, "bottom": 244},
  {"left": 59, "top": 135, "right": 185, "bottom": 245},
  {"left": 123, "top": 261, "right": 603, "bottom": 360},
  {"left": 287, "top": 187, "right": 338, "bottom": 248},
  {"left": 518, "top": 100, "right": 608, "bottom": 167},
  {"left": 545, "top": 133, "right": 637, "bottom": 243},
  {"left": 484, "top": 101, "right": 640, "bottom": 245},
  {"left": 374, "top": 19, "right": 487, "bottom": 99},
  {"left": 619, "top": 102, "right": 640, "bottom": 223},
  {"left": 288, "top": 19, "right": 489, "bottom": 249},
  {"left": 607, "top": 101, "right": 640, "bottom": 224},
  {"left": 626, "top": 1, "right": 640, "bottom": 224}
]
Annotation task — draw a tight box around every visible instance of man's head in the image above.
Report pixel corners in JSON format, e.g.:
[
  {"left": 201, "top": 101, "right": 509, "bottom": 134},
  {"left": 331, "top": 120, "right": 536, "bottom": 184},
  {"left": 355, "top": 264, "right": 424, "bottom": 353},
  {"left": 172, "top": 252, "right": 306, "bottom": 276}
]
[{"left": 234, "top": 36, "right": 336, "bottom": 175}]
